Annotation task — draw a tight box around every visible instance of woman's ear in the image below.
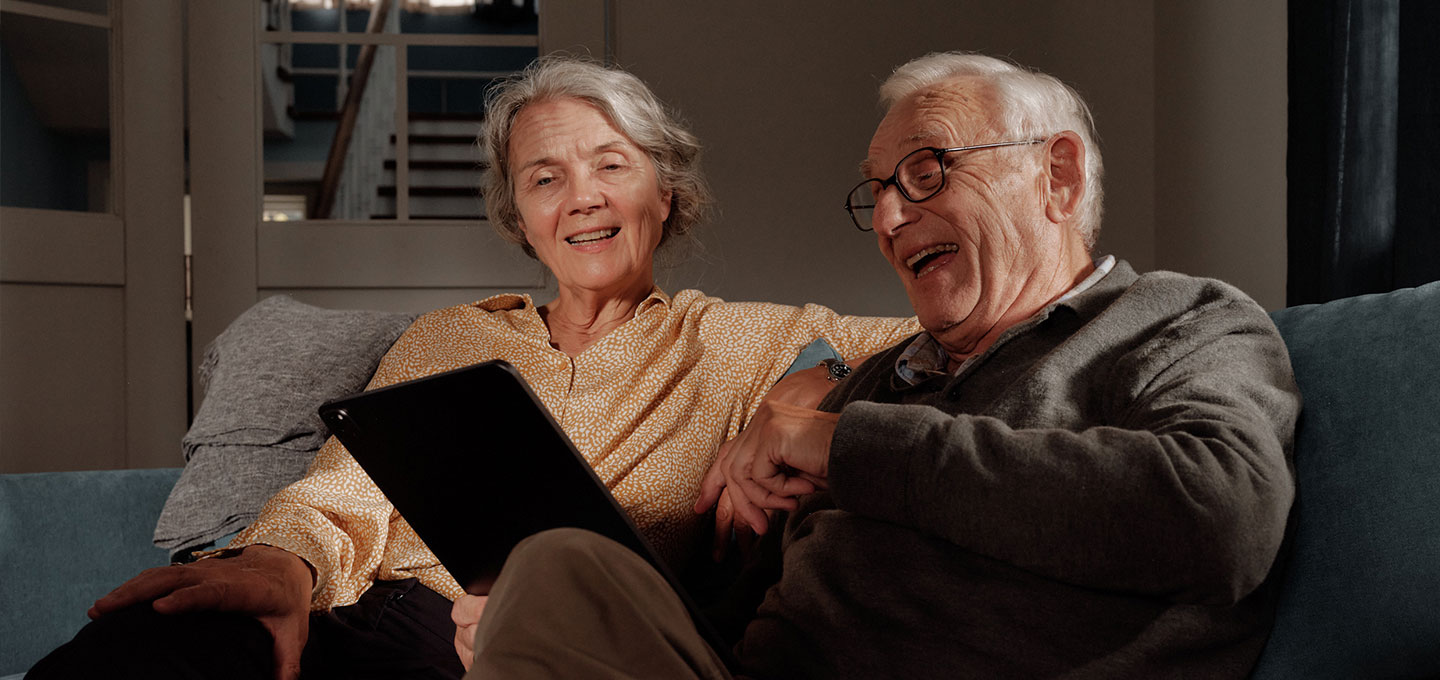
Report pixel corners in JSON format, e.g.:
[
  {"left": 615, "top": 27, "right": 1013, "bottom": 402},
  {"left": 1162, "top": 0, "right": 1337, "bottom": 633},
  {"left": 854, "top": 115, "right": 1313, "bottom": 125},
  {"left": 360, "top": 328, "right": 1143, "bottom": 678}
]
[
  {"left": 659, "top": 187, "right": 674, "bottom": 224},
  {"left": 1042, "top": 131, "right": 1086, "bottom": 225},
  {"left": 517, "top": 217, "right": 536, "bottom": 247}
]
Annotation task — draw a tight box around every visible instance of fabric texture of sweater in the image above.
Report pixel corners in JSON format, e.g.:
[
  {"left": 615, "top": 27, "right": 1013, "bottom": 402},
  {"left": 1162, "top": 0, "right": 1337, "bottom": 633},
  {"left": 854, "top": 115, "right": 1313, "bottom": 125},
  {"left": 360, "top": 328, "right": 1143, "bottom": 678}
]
[{"left": 736, "top": 261, "right": 1301, "bottom": 680}]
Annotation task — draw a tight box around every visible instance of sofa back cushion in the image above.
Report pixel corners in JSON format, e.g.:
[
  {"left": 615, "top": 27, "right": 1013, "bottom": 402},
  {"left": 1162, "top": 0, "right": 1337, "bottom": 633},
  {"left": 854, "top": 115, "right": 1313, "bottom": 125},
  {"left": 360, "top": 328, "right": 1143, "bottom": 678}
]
[
  {"left": 152, "top": 295, "right": 415, "bottom": 554},
  {"left": 1251, "top": 281, "right": 1440, "bottom": 678}
]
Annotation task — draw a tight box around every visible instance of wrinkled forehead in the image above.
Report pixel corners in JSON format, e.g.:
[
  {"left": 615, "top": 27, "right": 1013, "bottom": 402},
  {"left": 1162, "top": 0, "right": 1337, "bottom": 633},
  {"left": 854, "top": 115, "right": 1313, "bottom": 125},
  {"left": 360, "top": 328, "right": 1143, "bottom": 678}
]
[{"left": 862, "top": 77, "right": 1002, "bottom": 177}]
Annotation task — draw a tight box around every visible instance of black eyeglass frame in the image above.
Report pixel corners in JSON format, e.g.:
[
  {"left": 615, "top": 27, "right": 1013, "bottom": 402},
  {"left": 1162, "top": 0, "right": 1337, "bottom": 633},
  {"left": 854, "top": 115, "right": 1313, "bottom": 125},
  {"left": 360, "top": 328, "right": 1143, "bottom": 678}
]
[{"left": 843, "top": 139, "right": 1047, "bottom": 232}]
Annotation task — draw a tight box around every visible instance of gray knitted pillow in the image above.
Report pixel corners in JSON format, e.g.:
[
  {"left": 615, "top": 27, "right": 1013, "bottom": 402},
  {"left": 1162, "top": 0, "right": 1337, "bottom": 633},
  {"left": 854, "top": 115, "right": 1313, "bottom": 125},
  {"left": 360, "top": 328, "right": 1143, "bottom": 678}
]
[{"left": 153, "top": 295, "right": 415, "bottom": 553}]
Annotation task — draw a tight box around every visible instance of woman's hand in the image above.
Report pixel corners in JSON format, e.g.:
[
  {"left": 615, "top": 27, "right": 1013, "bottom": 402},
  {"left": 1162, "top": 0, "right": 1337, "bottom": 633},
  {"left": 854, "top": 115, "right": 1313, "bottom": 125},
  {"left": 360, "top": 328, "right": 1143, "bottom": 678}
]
[
  {"left": 451, "top": 594, "right": 489, "bottom": 671},
  {"left": 705, "top": 450, "right": 772, "bottom": 563},
  {"left": 88, "top": 545, "right": 315, "bottom": 680}
]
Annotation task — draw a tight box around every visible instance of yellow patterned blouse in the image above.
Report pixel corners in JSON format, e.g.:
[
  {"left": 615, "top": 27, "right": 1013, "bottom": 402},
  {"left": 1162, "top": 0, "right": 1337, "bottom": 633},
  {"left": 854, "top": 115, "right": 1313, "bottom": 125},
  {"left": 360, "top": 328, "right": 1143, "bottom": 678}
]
[{"left": 229, "top": 287, "right": 918, "bottom": 609}]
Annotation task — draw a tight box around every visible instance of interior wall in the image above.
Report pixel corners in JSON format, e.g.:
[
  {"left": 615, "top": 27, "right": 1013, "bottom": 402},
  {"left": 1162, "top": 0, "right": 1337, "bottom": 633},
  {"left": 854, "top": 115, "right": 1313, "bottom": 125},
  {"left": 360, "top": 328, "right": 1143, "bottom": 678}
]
[
  {"left": 1154, "top": 1, "right": 1288, "bottom": 310},
  {"left": 0, "top": 284, "right": 126, "bottom": 472},
  {"left": 610, "top": 0, "right": 1157, "bottom": 316}
]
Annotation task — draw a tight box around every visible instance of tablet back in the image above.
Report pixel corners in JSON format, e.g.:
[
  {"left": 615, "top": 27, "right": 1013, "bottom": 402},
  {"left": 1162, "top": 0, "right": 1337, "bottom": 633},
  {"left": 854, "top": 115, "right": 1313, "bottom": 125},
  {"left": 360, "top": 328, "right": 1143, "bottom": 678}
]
[
  {"left": 316, "top": 360, "right": 735, "bottom": 665},
  {"left": 319, "top": 360, "right": 662, "bottom": 593}
]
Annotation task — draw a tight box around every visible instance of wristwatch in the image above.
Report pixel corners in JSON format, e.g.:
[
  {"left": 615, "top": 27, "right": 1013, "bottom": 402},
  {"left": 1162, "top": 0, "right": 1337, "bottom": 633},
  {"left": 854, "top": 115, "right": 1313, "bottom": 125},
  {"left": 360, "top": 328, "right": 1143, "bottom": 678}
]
[{"left": 817, "top": 358, "right": 852, "bottom": 382}]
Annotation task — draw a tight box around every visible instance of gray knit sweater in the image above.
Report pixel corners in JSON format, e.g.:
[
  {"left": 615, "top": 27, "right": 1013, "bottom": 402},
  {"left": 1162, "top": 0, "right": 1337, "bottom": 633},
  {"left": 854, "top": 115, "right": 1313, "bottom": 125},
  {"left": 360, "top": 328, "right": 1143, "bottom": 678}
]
[{"left": 735, "top": 261, "right": 1300, "bottom": 680}]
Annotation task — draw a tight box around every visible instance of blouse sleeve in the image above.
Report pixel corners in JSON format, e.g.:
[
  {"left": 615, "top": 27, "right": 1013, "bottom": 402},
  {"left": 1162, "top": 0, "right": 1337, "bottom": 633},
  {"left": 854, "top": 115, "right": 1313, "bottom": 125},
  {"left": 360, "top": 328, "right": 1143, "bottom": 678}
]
[
  {"left": 223, "top": 315, "right": 437, "bottom": 609},
  {"left": 698, "top": 298, "right": 920, "bottom": 432}
]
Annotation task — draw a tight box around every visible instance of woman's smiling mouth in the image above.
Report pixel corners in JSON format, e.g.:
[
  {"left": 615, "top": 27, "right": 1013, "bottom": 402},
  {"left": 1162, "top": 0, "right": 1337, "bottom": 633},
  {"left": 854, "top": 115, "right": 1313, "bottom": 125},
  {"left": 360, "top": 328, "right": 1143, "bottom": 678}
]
[{"left": 566, "top": 228, "right": 620, "bottom": 245}]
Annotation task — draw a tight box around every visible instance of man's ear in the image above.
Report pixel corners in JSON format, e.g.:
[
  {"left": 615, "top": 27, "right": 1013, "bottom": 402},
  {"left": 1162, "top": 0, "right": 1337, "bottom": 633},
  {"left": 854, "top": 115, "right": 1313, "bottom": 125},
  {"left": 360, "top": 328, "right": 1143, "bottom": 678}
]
[{"left": 1042, "top": 131, "right": 1085, "bottom": 225}]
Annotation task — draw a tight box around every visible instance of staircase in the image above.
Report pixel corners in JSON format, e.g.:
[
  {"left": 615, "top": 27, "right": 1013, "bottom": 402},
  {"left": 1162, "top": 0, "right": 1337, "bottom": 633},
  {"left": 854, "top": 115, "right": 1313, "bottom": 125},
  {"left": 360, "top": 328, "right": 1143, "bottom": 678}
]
[{"left": 374, "top": 113, "right": 487, "bottom": 220}]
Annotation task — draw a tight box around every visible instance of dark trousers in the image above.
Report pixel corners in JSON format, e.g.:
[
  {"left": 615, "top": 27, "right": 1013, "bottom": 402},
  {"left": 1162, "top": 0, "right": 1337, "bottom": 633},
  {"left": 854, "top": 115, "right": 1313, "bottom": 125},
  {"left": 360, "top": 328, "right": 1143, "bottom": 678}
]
[{"left": 27, "top": 579, "right": 465, "bottom": 680}]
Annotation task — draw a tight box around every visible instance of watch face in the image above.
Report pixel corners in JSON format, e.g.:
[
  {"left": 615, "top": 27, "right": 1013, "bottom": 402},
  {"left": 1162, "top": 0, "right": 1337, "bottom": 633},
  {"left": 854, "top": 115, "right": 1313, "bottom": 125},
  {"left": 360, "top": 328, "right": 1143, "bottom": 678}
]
[{"left": 828, "top": 360, "right": 851, "bottom": 381}]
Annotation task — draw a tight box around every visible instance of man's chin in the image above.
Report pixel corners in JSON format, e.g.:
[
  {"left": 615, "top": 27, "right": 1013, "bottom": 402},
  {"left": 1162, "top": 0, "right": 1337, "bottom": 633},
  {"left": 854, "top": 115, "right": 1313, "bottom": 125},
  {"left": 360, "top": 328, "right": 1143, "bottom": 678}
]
[
  {"left": 915, "top": 311, "right": 957, "bottom": 338},
  {"left": 915, "top": 306, "right": 979, "bottom": 345}
]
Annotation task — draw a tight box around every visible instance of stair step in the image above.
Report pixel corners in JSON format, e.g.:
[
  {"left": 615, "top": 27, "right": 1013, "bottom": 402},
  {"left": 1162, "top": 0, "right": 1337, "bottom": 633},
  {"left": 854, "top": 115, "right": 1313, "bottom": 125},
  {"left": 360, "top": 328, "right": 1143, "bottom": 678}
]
[
  {"left": 377, "top": 185, "right": 479, "bottom": 197},
  {"left": 391, "top": 133, "right": 475, "bottom": 145},
  {"left": 370, "top": 214, "right": 486, "bottom": 221},
  {"left": 375, "top": 193, "right": 485, "bottom": 217},
  {"left": 393, "top": 144, "right": 482, "bottom": 162},
  {"left": 407, "top": 118, "right": 482, "bottom": 136},
  {"left": 289, "top": 108, "right": 338, "bottom": 121},
  {"left": 408, "top": 112, "right": 484, "bottom": 122},
  {"left": 287, "top": 110, "right": 482, "bottom": 122},
  {"left": 383, "top": 166, "right": 482, "bottom": 188},
  {"left": 383, "top": 159, "right": 482, "bottom": 170}
]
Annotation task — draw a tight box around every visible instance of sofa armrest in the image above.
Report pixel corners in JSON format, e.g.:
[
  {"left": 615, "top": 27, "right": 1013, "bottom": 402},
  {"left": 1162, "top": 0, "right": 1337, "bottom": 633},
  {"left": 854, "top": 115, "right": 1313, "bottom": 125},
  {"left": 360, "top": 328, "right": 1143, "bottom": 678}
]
[
  {"left": 1252, "top": 281, "right": 1440, "bottom": 678},
  {"left": 0, "top": 468, "right": 182, "bottom": 676}
]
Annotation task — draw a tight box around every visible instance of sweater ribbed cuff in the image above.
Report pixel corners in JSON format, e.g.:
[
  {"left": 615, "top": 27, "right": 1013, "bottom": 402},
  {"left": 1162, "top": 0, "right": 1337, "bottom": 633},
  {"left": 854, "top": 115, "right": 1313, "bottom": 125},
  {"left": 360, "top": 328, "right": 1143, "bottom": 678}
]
[{"left": 828, "top": 401, "right": 934, "bottom": 526}]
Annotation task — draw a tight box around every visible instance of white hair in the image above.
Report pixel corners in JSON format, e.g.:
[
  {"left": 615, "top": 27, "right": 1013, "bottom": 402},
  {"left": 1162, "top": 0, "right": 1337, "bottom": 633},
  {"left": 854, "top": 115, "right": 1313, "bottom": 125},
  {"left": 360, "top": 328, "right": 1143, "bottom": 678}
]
[
  {"left": 880, "top": 52, "right": 1105, "bottom": 247},
  {"left": 480, "top": 55, "right": 713, "bottom": 259}
]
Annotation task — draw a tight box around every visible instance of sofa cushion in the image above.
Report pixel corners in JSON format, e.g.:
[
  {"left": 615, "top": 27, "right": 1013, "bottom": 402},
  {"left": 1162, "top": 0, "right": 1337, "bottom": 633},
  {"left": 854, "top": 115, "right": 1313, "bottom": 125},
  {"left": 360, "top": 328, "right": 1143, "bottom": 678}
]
[
  {"left": 152, "top": 295, "right": 415, "bottom": 553},
  {"left": 1251, "top": 280, "right": 1440, "bottom": 678},
  {"left": 0, "top": 468, "right": 181, "bottom": 677}
]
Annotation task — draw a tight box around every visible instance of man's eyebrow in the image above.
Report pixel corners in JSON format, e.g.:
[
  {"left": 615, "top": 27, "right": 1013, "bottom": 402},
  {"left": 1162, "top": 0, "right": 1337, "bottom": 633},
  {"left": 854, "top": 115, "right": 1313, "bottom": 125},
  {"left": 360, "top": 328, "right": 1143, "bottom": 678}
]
[
  {"left": 859, "top": 130, "right": 947, "bottom": 178},
  {"left": 906, "top": 129, "right": 946, "bottom": 146}
]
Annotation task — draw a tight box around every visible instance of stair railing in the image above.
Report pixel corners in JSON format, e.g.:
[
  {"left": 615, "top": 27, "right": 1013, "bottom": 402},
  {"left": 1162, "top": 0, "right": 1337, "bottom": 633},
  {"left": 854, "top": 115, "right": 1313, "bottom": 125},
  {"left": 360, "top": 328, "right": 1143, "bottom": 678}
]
[{"left": 311, "top": 0, "right": 396, "bottom": 219}]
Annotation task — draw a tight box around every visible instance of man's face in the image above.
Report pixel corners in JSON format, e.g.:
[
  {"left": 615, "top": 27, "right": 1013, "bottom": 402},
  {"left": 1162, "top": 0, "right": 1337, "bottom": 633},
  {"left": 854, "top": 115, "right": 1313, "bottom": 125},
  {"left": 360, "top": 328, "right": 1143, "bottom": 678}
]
[{"left": 864, "top": 77, "right": 1052, "bottom": 356}]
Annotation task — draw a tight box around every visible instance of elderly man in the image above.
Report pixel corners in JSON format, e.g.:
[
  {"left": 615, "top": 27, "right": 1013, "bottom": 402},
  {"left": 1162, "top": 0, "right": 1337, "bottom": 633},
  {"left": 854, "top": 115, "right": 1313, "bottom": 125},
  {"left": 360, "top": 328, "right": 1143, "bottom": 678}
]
[{"left": 458, "top": 52, "right": 1300, "bottom": 680}]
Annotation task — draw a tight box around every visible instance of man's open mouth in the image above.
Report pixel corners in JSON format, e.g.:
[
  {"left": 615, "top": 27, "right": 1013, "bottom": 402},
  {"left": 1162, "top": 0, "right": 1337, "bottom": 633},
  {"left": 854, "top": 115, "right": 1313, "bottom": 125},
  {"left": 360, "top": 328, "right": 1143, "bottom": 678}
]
[
  {"left": 566, "top": 228, "right": 619, "bottom": 244},
  {"left": 905, "top": 244, "right": 959, "bottom": 277}
]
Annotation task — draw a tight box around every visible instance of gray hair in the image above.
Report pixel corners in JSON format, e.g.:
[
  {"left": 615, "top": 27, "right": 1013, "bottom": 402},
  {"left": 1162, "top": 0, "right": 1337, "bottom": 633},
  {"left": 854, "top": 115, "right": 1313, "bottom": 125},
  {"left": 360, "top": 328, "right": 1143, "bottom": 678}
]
[
  {"left": 480, "top": 55, "right": 713, "bottom": 258},
  {"left": 880, "top": 52, "right": 1105, "bottom": 248}
]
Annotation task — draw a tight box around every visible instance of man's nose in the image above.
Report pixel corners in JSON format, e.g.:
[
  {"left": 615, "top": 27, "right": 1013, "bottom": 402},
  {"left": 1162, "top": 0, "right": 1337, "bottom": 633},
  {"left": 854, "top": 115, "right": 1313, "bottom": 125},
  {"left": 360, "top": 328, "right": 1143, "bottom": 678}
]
[{"left": 871, "top": 183, "right": 911, "bottom": 236}]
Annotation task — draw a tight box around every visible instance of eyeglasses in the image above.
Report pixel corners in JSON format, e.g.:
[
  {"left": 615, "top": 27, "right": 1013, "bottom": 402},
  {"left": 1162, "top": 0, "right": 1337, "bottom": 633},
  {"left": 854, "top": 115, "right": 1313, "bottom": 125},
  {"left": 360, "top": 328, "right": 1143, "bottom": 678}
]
[{"left": 843, "top": 139, "right": 1046, "bottom": 231}]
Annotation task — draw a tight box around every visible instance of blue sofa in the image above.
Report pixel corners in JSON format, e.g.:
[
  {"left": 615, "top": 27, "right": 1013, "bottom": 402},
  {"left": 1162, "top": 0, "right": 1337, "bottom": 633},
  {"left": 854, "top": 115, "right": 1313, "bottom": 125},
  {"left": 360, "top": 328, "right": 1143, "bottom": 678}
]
[{"left": 3, "top": 282, "right": 1438, "bottom": 678}]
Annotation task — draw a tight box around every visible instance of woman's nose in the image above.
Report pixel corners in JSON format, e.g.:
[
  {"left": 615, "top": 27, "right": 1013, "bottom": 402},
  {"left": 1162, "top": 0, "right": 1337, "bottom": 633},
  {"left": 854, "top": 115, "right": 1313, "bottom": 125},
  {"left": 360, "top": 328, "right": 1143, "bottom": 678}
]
[{"left": 565, "top": 172, "right": 604, "bottom": 215}]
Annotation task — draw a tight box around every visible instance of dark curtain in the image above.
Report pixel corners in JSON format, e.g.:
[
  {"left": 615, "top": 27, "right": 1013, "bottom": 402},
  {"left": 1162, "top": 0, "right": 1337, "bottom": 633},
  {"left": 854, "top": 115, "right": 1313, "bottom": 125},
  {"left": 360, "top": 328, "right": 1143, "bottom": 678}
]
[{"left": 1288, "top": 0, "right": 1440, "bottom": 306}]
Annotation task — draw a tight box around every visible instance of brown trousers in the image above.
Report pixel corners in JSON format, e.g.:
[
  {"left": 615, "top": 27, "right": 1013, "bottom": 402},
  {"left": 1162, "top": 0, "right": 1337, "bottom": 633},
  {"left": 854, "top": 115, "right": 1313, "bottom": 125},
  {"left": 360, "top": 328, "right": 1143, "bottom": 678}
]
[{"left": 467, "top": 528, "right": 734, "bottom": 680}]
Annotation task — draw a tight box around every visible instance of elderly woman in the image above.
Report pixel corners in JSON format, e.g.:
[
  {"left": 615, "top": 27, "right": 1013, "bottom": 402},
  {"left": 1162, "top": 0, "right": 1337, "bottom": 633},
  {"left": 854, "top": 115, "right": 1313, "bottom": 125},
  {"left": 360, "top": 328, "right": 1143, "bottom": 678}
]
[{"left": 29, "top": 57, "right": 916, "bottom": 680}]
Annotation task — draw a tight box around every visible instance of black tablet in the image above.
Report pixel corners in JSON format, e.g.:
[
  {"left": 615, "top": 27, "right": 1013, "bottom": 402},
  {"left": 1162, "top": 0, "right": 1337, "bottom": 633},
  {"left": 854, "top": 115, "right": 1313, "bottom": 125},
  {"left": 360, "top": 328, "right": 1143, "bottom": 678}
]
[{"left": 316, "top": 359, "right": 734, "bottom": 664}]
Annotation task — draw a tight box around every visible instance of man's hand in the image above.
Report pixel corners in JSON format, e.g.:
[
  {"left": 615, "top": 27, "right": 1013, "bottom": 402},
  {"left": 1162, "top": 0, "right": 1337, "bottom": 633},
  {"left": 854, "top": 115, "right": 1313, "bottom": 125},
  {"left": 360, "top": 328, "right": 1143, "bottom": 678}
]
[
  {"left": 88, "top": 545, "right": 315, "bottom": 680},
  {"left": 695, "top": 400, "right": 840, "bottom": 535},
  {"left": 706, "top": 367, "right": 831, "bottom": 561},
  {"left": 764, "top": 353, "right": 872, "bottom": 410},
  {"left": 451, "top": 594, "right": 489, "bottom": 671},
  {"left": 698, "top": 356, "right": 866, "bottom": 560},
  {"left": 762, "top": 365, "right": 834, "bottom": 410}
]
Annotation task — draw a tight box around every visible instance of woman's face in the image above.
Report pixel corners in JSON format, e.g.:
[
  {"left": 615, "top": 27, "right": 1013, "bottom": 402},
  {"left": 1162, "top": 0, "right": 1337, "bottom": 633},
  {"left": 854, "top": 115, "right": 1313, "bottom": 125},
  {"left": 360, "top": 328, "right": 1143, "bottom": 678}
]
[{"left": 508, "top": 97, "right": 672, "bottom": 300}]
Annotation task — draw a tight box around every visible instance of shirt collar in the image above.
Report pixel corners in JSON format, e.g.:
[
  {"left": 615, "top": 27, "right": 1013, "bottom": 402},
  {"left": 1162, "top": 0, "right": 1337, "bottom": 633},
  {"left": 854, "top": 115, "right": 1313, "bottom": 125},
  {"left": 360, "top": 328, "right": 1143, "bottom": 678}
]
[
  {"left": 475, "top": 292, "right": 532, "bottom": 312},
  {"left": 472, "top": 286, "right": 672, "bottom": 315},
  {"left": 637, "top": 286, "right": 671, "bottom": 313},
  {"left": 894, "top": 255, "right": 1116, "bottom": 385}
]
